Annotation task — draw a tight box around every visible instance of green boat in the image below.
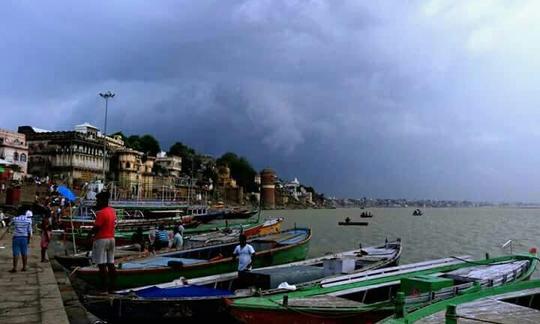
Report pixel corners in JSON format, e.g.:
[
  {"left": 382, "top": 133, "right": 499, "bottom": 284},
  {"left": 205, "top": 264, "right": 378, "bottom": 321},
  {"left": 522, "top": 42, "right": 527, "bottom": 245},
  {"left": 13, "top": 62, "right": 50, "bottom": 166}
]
[
  {"left": 74, "top": 227, "right": 311, "bottom": 290},
  {"left": 228, "top": 253, "right": 538, "bottom": 324},
  {"left": 70, "top": 212, "right": 271, "bottom": 248},
  {"left": 382, "top": 279, "right": 540, "bottom": 323}
]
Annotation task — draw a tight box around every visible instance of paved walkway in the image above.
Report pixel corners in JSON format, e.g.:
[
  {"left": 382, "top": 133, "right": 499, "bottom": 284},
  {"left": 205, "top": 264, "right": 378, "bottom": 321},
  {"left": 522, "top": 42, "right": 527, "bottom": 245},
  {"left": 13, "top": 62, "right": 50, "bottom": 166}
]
[{"left": 0, "top": 228, "right": 69, "bottom": 324}]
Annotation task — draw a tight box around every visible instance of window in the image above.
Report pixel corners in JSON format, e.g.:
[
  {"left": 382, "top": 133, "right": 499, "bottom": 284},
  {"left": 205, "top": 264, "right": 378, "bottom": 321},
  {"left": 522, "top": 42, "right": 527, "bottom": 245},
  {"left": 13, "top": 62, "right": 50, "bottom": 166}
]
[
  {"left": 13, "top": 152, "right": 18, "bottom": 161},
  {"left": 126, "top": 162, "right": 131, "bottom": 169},
  {"left": 20, "top": 153, "right": 26, "bottom": 162}
]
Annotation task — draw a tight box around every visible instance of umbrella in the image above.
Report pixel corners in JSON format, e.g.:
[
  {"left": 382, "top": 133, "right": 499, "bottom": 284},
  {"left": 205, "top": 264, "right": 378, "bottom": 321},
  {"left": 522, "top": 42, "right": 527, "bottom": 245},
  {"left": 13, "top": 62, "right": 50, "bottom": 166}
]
[{"left": 57, "top": 185, "right": 77, "bottom": 202}]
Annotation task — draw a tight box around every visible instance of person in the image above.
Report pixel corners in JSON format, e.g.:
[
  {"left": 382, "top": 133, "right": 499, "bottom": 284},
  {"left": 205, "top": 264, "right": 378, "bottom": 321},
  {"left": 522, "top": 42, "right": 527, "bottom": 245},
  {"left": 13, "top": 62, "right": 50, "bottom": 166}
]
[
  {"left": 91, "top": 190, "right": 116, "bottom": 292},
  {"left": 131, "top": 227, "right": 146, "bottom": 251},
  {"left": 9, "top": 208, "right": 33, "bottom": 273},
  {"left": 155, "top": 224, "right": 170, "bottom": 250},
  {"left": 233, "top": 234, "right": 255, "bottom": 272},
  {"left": 172, "top": 227, "right": 183, "bottom": 249},
  {"left": 0, "top": 210, "right": 6, "bottom": 227},
  {"left": 147, "top": 226, "right": 157, "bottom": 253},
  {"left": 40, "top": 217, "right": 52, "bottom": 262}
]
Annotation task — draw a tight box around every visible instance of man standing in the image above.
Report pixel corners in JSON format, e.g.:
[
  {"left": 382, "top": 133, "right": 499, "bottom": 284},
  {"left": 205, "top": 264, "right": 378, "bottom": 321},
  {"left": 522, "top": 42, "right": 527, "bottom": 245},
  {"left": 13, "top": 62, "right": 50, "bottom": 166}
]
[
  {"left": 9, "top": 208, "right": 32, "bottom": 273},
  {"left": 233, "top": 234, "right": 256, "bottom": 272},
  {"left": 92, "top": 190, "right": 116, "bottom": 292}
]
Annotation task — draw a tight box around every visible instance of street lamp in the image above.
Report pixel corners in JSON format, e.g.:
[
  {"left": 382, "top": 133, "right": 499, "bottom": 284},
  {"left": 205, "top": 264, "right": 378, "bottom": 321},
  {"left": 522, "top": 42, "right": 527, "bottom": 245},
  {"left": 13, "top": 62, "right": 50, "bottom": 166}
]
[{"left": 99, "top": 91, "right": 115, "bottom": 184}]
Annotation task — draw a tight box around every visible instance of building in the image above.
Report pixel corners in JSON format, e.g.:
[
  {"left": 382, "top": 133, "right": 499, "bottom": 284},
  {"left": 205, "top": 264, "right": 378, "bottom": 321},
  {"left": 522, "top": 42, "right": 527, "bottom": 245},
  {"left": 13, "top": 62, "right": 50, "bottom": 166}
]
[
  {"left": 0, "top": 128, "right": 29, "bottom": 178},
  {"left": 18, "top": 123, "right": 126, "bottom": 187},
  {"left": 154, "top": 152, "right": 182, "bottom": 177},
  {"left": 260, "top": 168, "right": 276, "bottom": 209}
]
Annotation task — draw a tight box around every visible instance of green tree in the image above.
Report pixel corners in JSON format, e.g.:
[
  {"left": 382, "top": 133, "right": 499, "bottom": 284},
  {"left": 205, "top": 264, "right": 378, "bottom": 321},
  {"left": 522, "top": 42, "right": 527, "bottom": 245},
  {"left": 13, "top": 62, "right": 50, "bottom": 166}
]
[
  {"left": 216, "top": 152, "right": 257, "bottom": 192},
  {"left": 138, "top": 134, "right": 161, "bottom": 156},
  {"left": 168, "top": 142, "right": 200, "bottom": 175}
]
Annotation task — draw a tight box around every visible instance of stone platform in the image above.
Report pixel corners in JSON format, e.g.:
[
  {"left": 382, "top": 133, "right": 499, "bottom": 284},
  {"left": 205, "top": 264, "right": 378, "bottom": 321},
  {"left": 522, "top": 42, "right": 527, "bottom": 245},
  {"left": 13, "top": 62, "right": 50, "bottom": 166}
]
[{"left": 0, "top": 228, "right": 69, "bottom": 324}]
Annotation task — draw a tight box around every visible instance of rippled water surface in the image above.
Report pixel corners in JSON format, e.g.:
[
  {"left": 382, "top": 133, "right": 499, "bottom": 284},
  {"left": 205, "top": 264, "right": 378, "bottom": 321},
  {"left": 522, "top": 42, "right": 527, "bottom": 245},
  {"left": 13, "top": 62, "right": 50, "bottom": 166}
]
[{"left": 263, "top": 208, "right": 540, "bottom": 268}]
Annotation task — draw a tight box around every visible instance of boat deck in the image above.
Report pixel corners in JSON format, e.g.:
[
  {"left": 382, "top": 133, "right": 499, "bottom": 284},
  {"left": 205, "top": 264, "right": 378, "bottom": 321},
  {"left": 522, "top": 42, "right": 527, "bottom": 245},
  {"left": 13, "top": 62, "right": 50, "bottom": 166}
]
[{"left": 418, "top": 287, "right": 540, "bottom": 323}]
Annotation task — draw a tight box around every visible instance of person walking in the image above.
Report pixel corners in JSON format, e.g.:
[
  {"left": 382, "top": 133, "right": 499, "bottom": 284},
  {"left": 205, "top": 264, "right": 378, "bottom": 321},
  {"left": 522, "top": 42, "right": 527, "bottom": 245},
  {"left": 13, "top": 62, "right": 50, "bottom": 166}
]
[
  {"left": 91, "top": 190, "right": 116, "bottom": 292},
  {"left": 40, "top": 217, "right": 52, "bottom": 262},
  {"left": 9, "top": 208, "right": 33, "bottom": 273}
]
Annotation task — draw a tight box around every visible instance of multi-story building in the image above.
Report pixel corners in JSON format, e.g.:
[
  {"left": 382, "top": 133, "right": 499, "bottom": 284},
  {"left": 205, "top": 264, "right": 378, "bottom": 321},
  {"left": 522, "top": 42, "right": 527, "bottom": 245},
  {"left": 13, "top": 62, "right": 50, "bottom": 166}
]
[
  {"left": 155, "top": 152, "right": 182, "bottom": 177},
  {"left": 18, "top": 123, "right": 126, "bottom": 187},
  {"left": 0, "top": 128, "right": 29, "bottom": 177}
]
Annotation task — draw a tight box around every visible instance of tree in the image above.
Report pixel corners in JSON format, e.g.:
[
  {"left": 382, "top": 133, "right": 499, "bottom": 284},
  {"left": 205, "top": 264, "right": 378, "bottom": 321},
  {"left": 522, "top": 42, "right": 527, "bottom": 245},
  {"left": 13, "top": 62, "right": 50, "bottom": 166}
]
[
  {"left": 138, "top": 135, "right": 161, "bottom": 156},
  {"left": 216, "top": 152, "right": 257, "bottom": 192},
  {"left": 168, "top": 142, "right": 200, "bottom": 175}
]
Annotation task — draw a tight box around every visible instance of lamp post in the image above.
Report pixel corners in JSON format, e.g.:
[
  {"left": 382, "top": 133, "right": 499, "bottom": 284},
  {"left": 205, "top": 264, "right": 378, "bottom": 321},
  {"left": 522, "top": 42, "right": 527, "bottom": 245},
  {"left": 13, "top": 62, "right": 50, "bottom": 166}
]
[{"left": 99, "top": 91, "right": 115, "bottom": 184}]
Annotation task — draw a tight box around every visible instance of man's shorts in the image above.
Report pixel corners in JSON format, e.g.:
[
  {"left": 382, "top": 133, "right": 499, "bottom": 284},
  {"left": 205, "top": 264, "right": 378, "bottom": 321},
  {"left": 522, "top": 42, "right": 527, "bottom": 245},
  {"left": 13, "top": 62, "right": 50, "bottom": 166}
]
[
  {"left": 12, "top": 236, "right": 29, "bottom": 257},
  {"left": 92, "top": 238, "right": 115, "bottom": 265}
]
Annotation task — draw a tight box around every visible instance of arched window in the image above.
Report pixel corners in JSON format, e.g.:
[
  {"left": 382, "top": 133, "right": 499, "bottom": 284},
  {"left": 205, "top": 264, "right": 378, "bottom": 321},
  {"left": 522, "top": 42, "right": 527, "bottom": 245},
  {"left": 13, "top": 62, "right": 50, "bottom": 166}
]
[
  {"left": 13, "top": 152, "right": 19, "bottom": 161},
  {"left": 126, "top": 162, "right": 131, "bottom": 169},
  {"left": 20, "top": 153, "right": 27, "bottom": 162}
]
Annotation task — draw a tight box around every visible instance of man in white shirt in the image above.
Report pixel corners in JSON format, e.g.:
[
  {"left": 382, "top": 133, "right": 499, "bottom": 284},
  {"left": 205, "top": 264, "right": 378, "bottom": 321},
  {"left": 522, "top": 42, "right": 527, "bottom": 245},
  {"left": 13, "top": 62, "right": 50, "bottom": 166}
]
[{"left": 233, "top": 234, "right": 255, "bottom": 272}]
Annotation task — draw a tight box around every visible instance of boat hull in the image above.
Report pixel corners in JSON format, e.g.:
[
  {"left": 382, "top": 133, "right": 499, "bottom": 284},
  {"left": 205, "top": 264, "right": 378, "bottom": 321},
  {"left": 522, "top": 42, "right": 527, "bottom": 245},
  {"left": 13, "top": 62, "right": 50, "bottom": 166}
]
[
  {"left": 85, "top": 296, "right": 236, "bottom": 323},
  {"left": 228, "top": 308, "right": 391, "bottom": 324}
]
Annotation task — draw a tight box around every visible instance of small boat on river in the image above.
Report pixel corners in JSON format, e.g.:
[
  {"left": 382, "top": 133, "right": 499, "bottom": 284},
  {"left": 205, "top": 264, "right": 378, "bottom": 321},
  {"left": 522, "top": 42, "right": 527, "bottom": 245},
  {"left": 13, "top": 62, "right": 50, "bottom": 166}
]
[
  {"left": 74, "top": 227, "right": 312, "bottom": 290},
  {"left": 83, "top": 239, "right": 402, "bottom": 322},
  {"left": 412, "top": 209, "right": 423, "bottom": 216},
  {"left": 228, "top": 253, "right": 538, "bottom": 324}
]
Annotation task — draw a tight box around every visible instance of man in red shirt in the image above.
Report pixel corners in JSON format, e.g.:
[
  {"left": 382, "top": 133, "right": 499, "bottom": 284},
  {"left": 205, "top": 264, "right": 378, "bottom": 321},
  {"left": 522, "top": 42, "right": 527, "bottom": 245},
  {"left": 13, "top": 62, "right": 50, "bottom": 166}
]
[{"left": 92, "top": 190, "right": 116, "bottom": 292}]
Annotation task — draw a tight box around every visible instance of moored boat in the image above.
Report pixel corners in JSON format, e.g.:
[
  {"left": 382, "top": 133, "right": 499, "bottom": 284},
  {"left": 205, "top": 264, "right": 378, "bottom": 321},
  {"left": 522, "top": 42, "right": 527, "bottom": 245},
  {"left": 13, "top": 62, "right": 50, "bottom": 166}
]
[
  {"left": 56, "top": 218, "right": 284, "bottom": 269},
  {"left": 74, "top": 227, "right": 312, "bottom": 290},
  {"left": 83, "top": 239, "right": 402, "bottom": 322},
  {"left": 382, "top": 278, "right": 540, "bottom": 323},
  {"left": 228, "top": 253, "right": 538, "bottom": 324}
]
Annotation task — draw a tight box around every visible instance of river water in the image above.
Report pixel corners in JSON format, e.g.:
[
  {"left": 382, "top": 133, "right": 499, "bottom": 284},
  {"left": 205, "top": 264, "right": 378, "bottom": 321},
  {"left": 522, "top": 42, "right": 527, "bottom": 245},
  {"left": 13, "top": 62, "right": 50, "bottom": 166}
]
[{"left": 263, "top": 208, "right": 540, "bottom": 266}]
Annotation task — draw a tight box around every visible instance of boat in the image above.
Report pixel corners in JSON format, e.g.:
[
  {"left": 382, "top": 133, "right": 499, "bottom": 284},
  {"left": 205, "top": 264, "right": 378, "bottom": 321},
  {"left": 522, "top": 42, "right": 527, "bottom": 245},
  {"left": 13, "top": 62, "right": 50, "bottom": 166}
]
[
  {"left": 382, "top": 278, "right": 540, "bottom": 323},
  {"left": 74, "top": 227, "right": 312, "bottom": 290},
  {"left": 339, "top": 217, "right": 368, "bottom": 226},
  {"left": 228, "top": 253, "right": 538, "bottom": 324},
  {"left": 360, "top": 211, "right": 373, "bottom": 218},
  {"left": 82, "top": 240, "right": 402, "bottom": 322},
  {"left": 412, "top": 209, "right": 423, "bottom": 216},
  {"left": 56, "top": 218, "right": 284, "bottom": 269}
]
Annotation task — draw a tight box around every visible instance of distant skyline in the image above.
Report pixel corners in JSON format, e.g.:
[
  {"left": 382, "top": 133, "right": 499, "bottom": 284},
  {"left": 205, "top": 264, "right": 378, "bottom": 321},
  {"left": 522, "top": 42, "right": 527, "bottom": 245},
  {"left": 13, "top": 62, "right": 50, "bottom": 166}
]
[{"left": 3, "top": 1, "right": 540, "bottom": 202}]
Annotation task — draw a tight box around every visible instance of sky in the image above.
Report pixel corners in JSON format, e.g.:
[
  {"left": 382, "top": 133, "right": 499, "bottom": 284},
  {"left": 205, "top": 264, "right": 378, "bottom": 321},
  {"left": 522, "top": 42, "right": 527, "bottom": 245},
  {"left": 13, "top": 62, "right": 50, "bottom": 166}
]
[{"left": 2, "top": 0, "right": 540, "bottom": 202}]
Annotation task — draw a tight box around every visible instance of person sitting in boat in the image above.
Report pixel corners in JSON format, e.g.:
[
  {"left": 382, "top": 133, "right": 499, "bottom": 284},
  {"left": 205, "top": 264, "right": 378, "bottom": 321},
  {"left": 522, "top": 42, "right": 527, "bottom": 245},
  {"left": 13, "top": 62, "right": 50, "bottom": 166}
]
[
  {"left": 131, "top": 227, "right": 146, "bottom": 252},
  {"left": 154, "top": 224, "right": 170, "bottom": 251},
  {"left": 233, "top": 234, "right": 255, "bottom": 272}
]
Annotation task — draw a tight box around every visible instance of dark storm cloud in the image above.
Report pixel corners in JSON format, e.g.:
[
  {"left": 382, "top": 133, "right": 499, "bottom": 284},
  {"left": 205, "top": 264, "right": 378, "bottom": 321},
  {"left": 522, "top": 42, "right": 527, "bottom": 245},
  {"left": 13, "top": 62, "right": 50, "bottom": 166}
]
[{"left": 3, "top": 1, "right": 540, "bottom": 201}]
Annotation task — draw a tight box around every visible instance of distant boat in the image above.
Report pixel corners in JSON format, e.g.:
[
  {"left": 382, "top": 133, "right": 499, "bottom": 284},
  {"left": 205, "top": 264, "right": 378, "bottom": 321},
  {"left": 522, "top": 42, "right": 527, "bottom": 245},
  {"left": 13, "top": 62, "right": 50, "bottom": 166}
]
[
  {"left": 412, "top": 209, "right": 423, "bottom": 216},
  {"left": 338, "top": 217, "right": 368, "bottom": 226},
  {"left": 360, "top": 211, "right": 373, "bottom": 218}
]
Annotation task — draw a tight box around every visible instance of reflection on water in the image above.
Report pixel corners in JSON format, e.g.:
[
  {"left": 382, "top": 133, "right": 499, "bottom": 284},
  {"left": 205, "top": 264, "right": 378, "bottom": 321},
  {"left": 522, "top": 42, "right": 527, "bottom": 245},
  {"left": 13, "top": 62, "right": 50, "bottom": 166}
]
[{"left": 263, "top": 207, "right": 540, "bottom": 276}]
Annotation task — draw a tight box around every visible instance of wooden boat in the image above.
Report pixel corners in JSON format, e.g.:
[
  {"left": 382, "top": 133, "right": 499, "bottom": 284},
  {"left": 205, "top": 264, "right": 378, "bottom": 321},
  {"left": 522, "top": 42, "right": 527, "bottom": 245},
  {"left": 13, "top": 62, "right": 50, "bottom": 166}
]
[
  {"left": 83, "top": 240, "right": 402, "bottom": 322},
  {"left": 228, "top": 253, "right": 538, "bottom": 324},
  {"left": 74, "top": 227, "right": 312, "bottom": 290},
  {"left": 56, "top": 218, "right": 284, "bottom": 269},
  {"left": 383, "top": 278, "right": 540, "bottom": 323}
]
